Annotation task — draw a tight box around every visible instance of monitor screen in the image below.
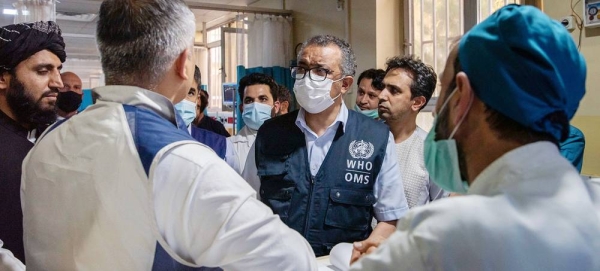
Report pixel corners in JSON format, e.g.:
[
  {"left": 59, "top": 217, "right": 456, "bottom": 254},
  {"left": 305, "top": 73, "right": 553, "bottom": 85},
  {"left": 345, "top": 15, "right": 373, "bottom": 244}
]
[{"left": 223, "top": 82, "right": 237, "bottom": 109}]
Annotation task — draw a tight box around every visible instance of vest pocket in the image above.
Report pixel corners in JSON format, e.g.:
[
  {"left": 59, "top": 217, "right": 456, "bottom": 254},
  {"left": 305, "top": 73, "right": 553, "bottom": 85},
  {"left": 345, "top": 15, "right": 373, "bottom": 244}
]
[
  {"left": 324, "top": 188, "right": 375, "bottom": 231},
  {"left": 260, "top": 177, "right": 295, "bottom": 223}
]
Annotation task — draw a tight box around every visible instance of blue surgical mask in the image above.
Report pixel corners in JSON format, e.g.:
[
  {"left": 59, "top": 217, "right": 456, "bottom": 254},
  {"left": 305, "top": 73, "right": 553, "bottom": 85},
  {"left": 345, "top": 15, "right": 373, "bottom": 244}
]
[
  {"left": 242, "top": 102, "right": 273, "bottom": 130},
  {"left": 174, "top": 99, "right": 197, "bottom": 127},
  {"left": 423, "top": 90, "right": 472, "bottom": 194},
  {"left": 353, "top": 104, "right": 379, "bottom": 119}
]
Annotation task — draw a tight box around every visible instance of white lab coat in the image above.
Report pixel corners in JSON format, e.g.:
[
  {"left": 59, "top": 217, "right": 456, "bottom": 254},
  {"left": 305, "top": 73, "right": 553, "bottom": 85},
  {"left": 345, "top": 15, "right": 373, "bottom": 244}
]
[
  {"left": 351, "top": 142, "right": 600, "bottom": 271},
  {"left": 21, "top": 86, "right": 317, "bottom": 271},
  {"left": 227, "top": 125, "right": 257, "bottom": 173}
]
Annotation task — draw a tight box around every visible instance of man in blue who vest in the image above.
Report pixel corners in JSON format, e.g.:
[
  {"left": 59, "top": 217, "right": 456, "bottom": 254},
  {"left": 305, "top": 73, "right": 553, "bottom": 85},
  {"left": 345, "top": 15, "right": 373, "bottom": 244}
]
[
  {"left": 174, "top": 65, "right": 240, "bottom": 173},
  {"left": 243, "top": 35, "right": 409, "bottom": 257},
  {"left": 20, "top": 0, "right": 317, "bottom": 270}
]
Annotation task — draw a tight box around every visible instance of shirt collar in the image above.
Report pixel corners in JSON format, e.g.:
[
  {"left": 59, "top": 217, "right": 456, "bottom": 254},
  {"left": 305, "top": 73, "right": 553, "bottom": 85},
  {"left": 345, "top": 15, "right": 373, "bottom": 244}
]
[
  {"left": 295, "top": 102, "right": 349, "bottom": 136},
  {"left": 231, "top": 126, "right": 257, "bottom": 143},
  {"left": 93, "top": 86, "right": 179, "bottom": 125},
  {"left": 468, "top": 141, "right": 560, "bottom": 196}
]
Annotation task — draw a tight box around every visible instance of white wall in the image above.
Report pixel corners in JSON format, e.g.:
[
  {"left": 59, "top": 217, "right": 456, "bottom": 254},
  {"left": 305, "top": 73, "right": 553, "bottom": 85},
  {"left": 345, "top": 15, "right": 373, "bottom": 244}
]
[{"left": 61, "top": 58, "right": 103, "bottom": 89}]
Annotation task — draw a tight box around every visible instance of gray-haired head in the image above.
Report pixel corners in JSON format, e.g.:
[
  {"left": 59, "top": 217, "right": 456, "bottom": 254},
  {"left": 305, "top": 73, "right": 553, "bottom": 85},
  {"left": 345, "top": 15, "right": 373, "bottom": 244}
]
[
  {"left": 96, "top": 0, "right": 195, "bottom": 89},
  {"left": 298, "top": 35, "right": 356, "bottom": 77}
]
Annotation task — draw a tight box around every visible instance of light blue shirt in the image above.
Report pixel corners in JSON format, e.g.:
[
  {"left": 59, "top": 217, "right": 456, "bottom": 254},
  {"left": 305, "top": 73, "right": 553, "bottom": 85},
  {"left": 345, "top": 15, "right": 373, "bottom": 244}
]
[{"left": 243, "top": 104, "right": 409, "bottom": 222}]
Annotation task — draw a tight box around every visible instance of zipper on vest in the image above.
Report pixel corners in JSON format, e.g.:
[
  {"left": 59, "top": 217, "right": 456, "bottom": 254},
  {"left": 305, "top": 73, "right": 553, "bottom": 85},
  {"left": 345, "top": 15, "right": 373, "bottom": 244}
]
[{"left": 304, "top": 175, "right": 316, "bottom": 237}]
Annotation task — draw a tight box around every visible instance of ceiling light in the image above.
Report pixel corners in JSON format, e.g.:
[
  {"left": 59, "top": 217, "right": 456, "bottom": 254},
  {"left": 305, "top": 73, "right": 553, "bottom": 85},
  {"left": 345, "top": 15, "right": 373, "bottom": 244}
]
[
  {"left": 3, "top": 9, "right": 16, "bottom": 15},
  {"left": 3, "top": 9, "right": 28, "bottom": 15}
]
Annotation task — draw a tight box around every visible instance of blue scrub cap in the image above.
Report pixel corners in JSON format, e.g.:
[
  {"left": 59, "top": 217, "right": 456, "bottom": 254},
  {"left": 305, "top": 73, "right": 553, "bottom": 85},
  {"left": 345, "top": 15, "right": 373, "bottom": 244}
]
[{"left": 459, "top": 4, "right": 586, "bottom": 141}]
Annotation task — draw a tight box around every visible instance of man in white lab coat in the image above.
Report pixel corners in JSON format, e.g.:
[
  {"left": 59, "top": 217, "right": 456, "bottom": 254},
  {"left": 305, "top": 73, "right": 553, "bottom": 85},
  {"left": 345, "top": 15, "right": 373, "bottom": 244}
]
[
  {"left": 21, "top": 0, "right": 316, "bottom": 270},
  {"left": 351, "top": 4, "right": 600, "bottom": 270},
  {"left": 228, "top": 72, "right": 279, "bottom": 173}
]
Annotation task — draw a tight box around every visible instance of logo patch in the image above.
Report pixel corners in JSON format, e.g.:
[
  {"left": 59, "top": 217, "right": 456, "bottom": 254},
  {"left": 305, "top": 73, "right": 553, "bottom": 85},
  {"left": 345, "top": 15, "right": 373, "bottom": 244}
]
[{"left": 349, "top": 140, "right": 374, "bottom": 159}]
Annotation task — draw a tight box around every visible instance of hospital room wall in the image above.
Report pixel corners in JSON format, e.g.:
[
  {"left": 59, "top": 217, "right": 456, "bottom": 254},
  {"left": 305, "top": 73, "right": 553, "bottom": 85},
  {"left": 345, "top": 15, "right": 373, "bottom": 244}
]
[{"left": 545, "top": 0, "right": 600, "bottom": 177}]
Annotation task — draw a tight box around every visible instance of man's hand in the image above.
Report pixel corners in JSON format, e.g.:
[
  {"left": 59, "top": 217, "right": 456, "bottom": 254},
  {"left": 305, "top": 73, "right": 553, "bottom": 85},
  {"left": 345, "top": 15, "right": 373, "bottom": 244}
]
[{"left": 350, "top": 220, "right": 397, "bottom": 264}]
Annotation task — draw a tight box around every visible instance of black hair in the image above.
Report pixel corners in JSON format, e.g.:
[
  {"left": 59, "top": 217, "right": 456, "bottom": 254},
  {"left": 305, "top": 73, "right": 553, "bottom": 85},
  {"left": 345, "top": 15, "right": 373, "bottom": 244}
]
[
  {"left": 194, "top": 65, "right": 201, "bottom": 90},
  {"left": 385, "top": 55, "right": 437, "bottom": 111},
  {"left": 237, "top": 73, "right": 278, "bottom": 102},
  {"left": 357, "top": 69, "right": 385, "bottom": 91},
  {"left": 277, "top": 84, "right": 291, "bottom": 103}
]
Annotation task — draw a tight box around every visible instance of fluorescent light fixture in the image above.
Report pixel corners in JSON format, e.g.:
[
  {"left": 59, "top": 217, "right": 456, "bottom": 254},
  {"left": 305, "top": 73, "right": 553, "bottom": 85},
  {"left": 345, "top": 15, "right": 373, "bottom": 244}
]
[
  {"left": 3, "top": 9, "right": 29, "bottom": 15},
  {"left": 3, "top": 9, "right": 17, "bottom": 15}
]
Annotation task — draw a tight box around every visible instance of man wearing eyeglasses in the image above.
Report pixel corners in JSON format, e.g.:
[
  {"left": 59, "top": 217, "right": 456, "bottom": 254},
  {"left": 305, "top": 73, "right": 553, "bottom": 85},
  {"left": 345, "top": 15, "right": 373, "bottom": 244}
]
[{"left": 242, "top": 35, "right": 409, "bottom": 257}]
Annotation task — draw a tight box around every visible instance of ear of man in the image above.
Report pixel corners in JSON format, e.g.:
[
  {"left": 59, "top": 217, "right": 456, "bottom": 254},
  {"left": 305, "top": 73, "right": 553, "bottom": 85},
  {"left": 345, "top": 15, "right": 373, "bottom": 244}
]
[
  {"left": 0, "top": 72, "right": 10, "bottom": 93},
  {"left": 175, "top": 48, "right": 192, "bottom": 81},
  {"left": 411, "top": 96, "right": 427, "bottom": 112},
  {"left": 452, "top": 71, "right": 475, "bottom": 126},
  {"left": 340, "top": 76, "right": 354, "bottom": 94}
]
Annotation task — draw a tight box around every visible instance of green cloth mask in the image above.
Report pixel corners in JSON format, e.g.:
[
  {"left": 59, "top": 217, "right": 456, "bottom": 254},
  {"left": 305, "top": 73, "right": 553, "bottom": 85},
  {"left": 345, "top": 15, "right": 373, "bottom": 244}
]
[
  {"left": 353, "top": 104, "right": 379, "bottom": 119},
  {"left": 423, "top": 90, "right": 471, "bottom": 194}
]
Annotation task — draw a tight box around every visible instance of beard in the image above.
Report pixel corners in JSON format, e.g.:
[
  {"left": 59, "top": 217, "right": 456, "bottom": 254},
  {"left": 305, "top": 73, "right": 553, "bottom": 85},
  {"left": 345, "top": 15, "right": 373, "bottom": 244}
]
[
  {"left": 6, "top": 75, "right": 58, "bottom": 128},
  {"left": 435, "top": 104, "right": 470, "bottom": 181}
]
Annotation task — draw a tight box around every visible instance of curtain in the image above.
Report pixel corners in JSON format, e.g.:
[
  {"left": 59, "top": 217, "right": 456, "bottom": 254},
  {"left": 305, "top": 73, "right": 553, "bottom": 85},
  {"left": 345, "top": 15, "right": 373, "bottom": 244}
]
[
  {"left": 235, "top": 14, "right": 294, "bottom": 132},
  {"left": 13, "top": 0, "right": 56, "bottom": 23}
]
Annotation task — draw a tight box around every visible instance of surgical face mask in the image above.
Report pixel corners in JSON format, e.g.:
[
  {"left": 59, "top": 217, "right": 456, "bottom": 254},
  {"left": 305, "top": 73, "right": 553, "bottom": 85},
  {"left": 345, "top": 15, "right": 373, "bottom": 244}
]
[
  {"left": 56, "top": 91, "right": 82, "bottom": 113},
  {"left": 174, "top": 99, "right": 197, "bottom": 127},
  {"left": 294, "top": 75, "right": 343, "bottom": 114},
  {"left": 242, "top": 102, "right": 273, "bottom": 130},
  {"left": 353, "top": 104, "right": 379, "bottom": 119},
  {"left": 423, "top": 90, "right": 472, "bottom": 194}
]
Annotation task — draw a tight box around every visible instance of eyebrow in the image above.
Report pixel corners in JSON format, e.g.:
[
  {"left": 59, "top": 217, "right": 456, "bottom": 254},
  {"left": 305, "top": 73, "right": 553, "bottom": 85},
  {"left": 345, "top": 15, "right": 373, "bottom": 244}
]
[
  {"left": 386, "top": 84, "right": 401, "bottom": 92},
  {"left": 297, "top": 60, "right": 327, "bottom": 69},
  {"left": 297, "top": 60, "right": 310, "bottom": 66},
  {"left": 34, "top": 63, "right": 62, "bottom": 70}
]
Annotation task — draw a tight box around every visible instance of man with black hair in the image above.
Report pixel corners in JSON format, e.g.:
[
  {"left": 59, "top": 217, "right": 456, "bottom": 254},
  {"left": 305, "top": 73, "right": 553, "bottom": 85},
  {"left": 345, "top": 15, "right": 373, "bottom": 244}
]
[
  {"left": 175, "top": 65, "right": 240, "bottom": 173},
  {"left": 276, "top": 83, "right": 292, "bottom": 116},
  {"left": 0, "top": 21, "right": 65, "bottom": 263},
  {"left": 229, "top": 72, "right": 279, "bottom": 173},
  {"left": 376, "top": 55, "right": 446, "bottom": 209},
  {"left": 354, "top": 68, "right": 385, "bottom": 119},
  {"left": 193, "top": 66, "right": 230, "bottom": 137}
]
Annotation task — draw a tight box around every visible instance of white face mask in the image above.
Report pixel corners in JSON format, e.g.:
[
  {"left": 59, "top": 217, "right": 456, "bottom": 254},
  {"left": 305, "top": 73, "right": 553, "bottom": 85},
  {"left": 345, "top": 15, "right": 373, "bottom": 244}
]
[{"left": 293, "top": 75, "right": 343, "bottom": 114}]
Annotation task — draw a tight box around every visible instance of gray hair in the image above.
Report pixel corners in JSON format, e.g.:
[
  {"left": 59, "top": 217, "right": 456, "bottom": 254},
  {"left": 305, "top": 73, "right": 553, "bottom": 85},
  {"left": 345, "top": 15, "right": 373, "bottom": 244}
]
[
  {"left": 297, "top": 35, "right": 356, "bottom": 76},
  {"left": 97, "top": 0, "right": 195, "bottom": 89}
]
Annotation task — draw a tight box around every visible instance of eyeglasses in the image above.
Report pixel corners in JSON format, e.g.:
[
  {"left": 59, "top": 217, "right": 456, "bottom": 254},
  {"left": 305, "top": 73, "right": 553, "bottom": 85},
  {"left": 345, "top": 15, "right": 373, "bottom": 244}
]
[{"left": 290, "top": 66, "right": 335, "bottom": 82}]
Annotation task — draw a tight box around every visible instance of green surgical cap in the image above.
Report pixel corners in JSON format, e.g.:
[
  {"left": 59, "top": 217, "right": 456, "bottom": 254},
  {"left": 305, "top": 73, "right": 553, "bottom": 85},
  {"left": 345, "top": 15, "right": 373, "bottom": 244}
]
[{"left": 459, "top": 4, "right": 586, "bottom": 141}]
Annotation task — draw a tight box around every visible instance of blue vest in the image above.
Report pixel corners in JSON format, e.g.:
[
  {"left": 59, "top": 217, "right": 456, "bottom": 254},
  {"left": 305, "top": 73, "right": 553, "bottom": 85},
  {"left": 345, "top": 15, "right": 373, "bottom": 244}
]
[
  {"left": 255, "top": 110, "right": 389, "bottom": 256},
  {"left": 190, "top": 126, "right": 227, "bottom": 159},
  {"left": 123, "top": 105, "right": 221, "bottom": 271}
]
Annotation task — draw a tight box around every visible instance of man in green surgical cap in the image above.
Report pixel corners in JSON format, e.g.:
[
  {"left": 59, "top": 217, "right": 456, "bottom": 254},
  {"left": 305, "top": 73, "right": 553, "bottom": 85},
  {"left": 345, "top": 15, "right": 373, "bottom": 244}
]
[{"left": 350, "top": 4, "right": 600, "bottom": 270}]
